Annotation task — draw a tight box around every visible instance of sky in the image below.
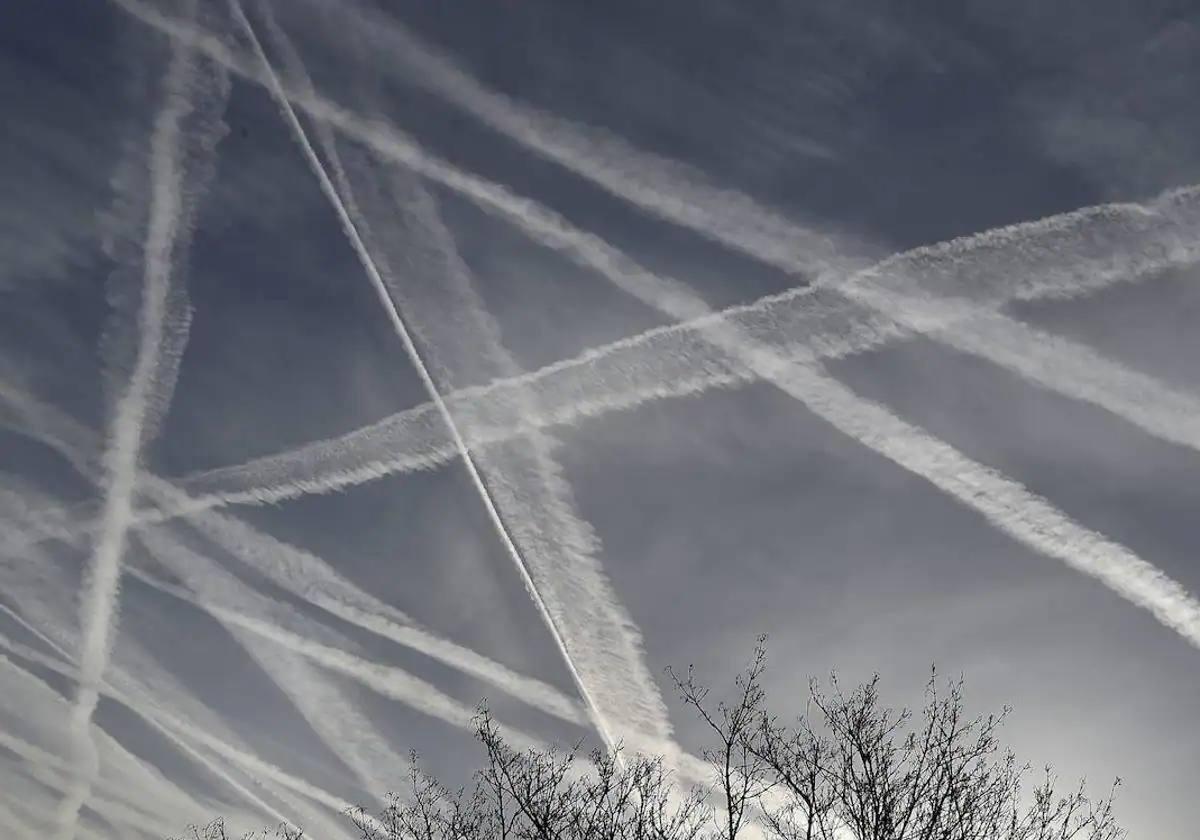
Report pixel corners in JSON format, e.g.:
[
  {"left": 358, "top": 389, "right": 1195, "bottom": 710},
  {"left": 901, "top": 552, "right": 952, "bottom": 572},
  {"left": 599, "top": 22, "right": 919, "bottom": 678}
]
[{"left": 2, "top": 0, "right": 1199, "bottom": 837}]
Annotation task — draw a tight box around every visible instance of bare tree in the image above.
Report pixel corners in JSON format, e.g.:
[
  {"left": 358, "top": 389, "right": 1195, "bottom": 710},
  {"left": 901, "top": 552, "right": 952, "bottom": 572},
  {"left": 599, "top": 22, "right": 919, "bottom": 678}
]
[
  {"left": 172, "top": 645, "right": 1125, "bottom": 840},
  {"left": 690, "top": 644, "right": 1125, "bottom": 840},
  {"left": 168, "top": 817, "right": 303, "bottom": 840},
  {"left": 348, "top": 710, "right": 709, "bottom": 840}
]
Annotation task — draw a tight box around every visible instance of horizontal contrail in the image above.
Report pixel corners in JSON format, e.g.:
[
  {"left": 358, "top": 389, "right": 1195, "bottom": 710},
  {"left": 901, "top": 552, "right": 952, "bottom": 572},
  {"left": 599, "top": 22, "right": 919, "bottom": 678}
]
[
  {"left": 258, "top": 0, "right": 676, "bottom": 764},
  {"left": 58, "top": 18, "right": 230, "bottom": 838},
  {"left": 155, "top": 186, "right": 1200, "bottom": 520},
  {"left": 232, "top": 0, "right": 623, "bottom": 756}
]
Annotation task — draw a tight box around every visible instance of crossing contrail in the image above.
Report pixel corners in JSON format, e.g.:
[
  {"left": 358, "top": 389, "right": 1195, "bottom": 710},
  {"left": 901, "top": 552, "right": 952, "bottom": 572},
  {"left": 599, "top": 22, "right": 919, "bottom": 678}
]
[
  {"left": 0, "top": 630, "right": 361, "bottom": 839},
  {"left": 255, "top": 0, "right": 676, "bottom": 759},
  {"left": 121, "top": 12, "right": 1198, "bottom": 655},
  {"left": 0, "top": 511, "right": 317, "bottom": 836},
  {"left": 108, "top": 0, "right": 1200, "bottom": 477},
  {"left": 0, "top": 654, "right": 211, "bottom": 837},
  {"left": 57, "top": 16, "right": 229, "bottom": 838},
  {"left": 299, "top": 0, "right": 863, "bottom": 278},
  {"left": 1, "top": 408, "right": 567, "bottom": 794},
  {"left": 0, "top": 379, "right": 589, "bottom": 730},
  {"left": 229, "top": 0, "right": 623, "bottom": 755},
  {"left": 154, "top": 186, "right": 1200, "bottom": 524}
]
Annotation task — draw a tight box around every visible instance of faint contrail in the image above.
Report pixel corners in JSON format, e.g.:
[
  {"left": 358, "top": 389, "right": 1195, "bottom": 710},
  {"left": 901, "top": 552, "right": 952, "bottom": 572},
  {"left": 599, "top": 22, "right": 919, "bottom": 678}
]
[
  {"left": 1, "top": 655, "right": 209, "bottom": 837},
  {"left": 0, "top": 513, "right": 310, "bottom": 836},
  {"left": 256, "top": 0, "right": 675, "bottom": 758},
  {"left": 0, "top": 732, "right": 181, "bottom": 840},
  {"left": 0, "top": 380, "right": 588, "bottom": 730},
  {"left": 0, "top": 630, "right": 362, "bottom": 839},
  {"left": 57, "top": 18, "right": 229, "bottom": 838},
  {"left": 229, "top": 0, "right": 622, "bottom": 754},
  {"left": 1, "top": 412, "right": 557, "bottom": 798},
  {"left": 135, "top": 526, "right": 417, "bottom": 802},
  {"left": 130, "top": 525, "right": 548, "bottom": 747}
]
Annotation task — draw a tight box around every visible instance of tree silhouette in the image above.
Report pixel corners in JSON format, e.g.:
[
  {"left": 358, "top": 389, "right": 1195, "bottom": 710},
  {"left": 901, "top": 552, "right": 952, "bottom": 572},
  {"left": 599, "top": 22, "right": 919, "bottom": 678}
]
[{"left": 174, "top": 642, "right": 1124, "bottom": 840}]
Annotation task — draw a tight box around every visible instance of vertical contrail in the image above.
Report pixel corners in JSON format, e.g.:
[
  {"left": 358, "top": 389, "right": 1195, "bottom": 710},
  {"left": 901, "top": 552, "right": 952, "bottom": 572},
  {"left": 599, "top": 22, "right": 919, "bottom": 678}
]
[
  {"left": 255, "top": 0, "right": 677, "bottom": 759},
  {"left": 228, "top": 0, "right": 622, "bottom": 752},
  {"left": 57, "top": 16, "right": 228, "bottom": 838}
]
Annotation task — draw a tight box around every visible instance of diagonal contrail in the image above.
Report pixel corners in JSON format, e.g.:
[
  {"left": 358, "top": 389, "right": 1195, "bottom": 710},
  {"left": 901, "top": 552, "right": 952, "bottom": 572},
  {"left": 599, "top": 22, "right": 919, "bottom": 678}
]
[
  {"left": 108, "top": 0, "right": 1200, "bottom": 481},
  {"left": 1, "top": 653, "right": 212, "bottom": 837},
  {"left": 0, "top": 630, "right": 361, "bottom": 839},
  {"left": 1, "top": 406, "right": 579, "bottom": 756},
  {"left": 0, "top": 379, "right": 589, "bottom": 730},
  {"left": 56, "top": 16, "right": 229, "bottom": 839},
  {"left": 228, "top": 0, "right": 623, "bottom": 754},
  {"left": 155, "top": 187, "right": 1200, "bottom": 524},
  {"left": 255, "top": 0, "right": 676, "bottom": 760},
  {"left": 151, "top": 3, "right": 1200, "bottom": 652},
  {"left": 0, "top": 507, "right": 316, "bottom": 836}
]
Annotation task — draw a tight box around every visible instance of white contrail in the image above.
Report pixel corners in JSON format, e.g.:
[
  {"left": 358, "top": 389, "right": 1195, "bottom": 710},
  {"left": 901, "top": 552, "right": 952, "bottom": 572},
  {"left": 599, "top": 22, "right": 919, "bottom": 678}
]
[
  {"left": 0, "top": 518, "right": 364, "bottom": 838},
  {"left": 124, "top": 6, "right": 1200, "bottom": 656},
  {"left": 318, "top": 11, "right": 1200, "bottom": 489},
  {"left": 135, "top": 527, "right": 417, "bottom": 801},
  {"left": 158, "top": 186, "right": 1200, "bottom": 521},
  {"left": 2, "top": 414, "right": 548, "bottom": 801},
  {"left": 108, "top": 0, "right": 1200, "bottom": 468},
  {"left": 0, "top": 522, "right": 312, "bottom": 837},
  {"left": 0, "top": 379, "right": 588, "bottom": 730},
  {"left": 0, "top": 653, "right": 210, "bottom": 837},
  {"left": 130, "top": 524, "right": 547, "bottom": 747},
  {"left": 256, "top": 0, "right": 674, "bottom": 758},
  {"left": 296, "top": 0, "right": 863, "bottom": 277},
  {"left": 228, "top": 0, "right": 622, "bottom": 754},
  {"left": 0, "top": 630, "right": 360, "bottom": 840},
  {"left": 58, "top": 20, "right": 229, "bottom": 837}
]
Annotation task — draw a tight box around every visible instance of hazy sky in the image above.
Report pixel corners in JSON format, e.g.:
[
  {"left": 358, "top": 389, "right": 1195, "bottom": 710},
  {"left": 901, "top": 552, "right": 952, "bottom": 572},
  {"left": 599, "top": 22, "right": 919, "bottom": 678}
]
[{"left": 2, "top": 1, "right": 1199, "bottom": 838}]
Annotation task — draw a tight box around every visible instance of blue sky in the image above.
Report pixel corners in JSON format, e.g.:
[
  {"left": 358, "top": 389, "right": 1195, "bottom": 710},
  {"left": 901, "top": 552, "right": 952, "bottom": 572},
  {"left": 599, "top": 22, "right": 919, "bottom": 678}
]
[{"left": 2, "top": 1, "right": 1200, "bottom": 838}]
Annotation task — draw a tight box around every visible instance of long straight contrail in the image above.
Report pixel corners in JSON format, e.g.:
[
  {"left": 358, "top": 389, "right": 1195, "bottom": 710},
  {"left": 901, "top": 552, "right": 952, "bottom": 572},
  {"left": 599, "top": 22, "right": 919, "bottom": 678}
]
[
  {"left": 0, "top": 630, "right": 363, "bottom": 840},
  {"left": 297, "top": 0, "right": 862, "bottom": 278},
  {"left": 57, "top": 18, "right": 229, "bottom": 838},
  {"left": 155, "top": 186, "right": 1200, "bottom": 523},
  {"left": 0, "top": 380, "right": 588, "bottom": 731},
  {"left": 0, "top": 654, "right": 210, "bottom": 837},
  {"left": 178, "top": 0, "right": 1200, "bottom": 649},
  {"left": 0, "top": 504, "right": 315, "bottom": 836},
  {"left": 228, "top": 0, "right": 623, "bottom": 755},
  {"left": 1, "top": 412, "right": 563, "bottom": 798},
  {"left": 255, "top": 0, "right": 676, "bottom": 761},
  {"left": 109, "top": 0, "right": 1200, "bottom": 472}
]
